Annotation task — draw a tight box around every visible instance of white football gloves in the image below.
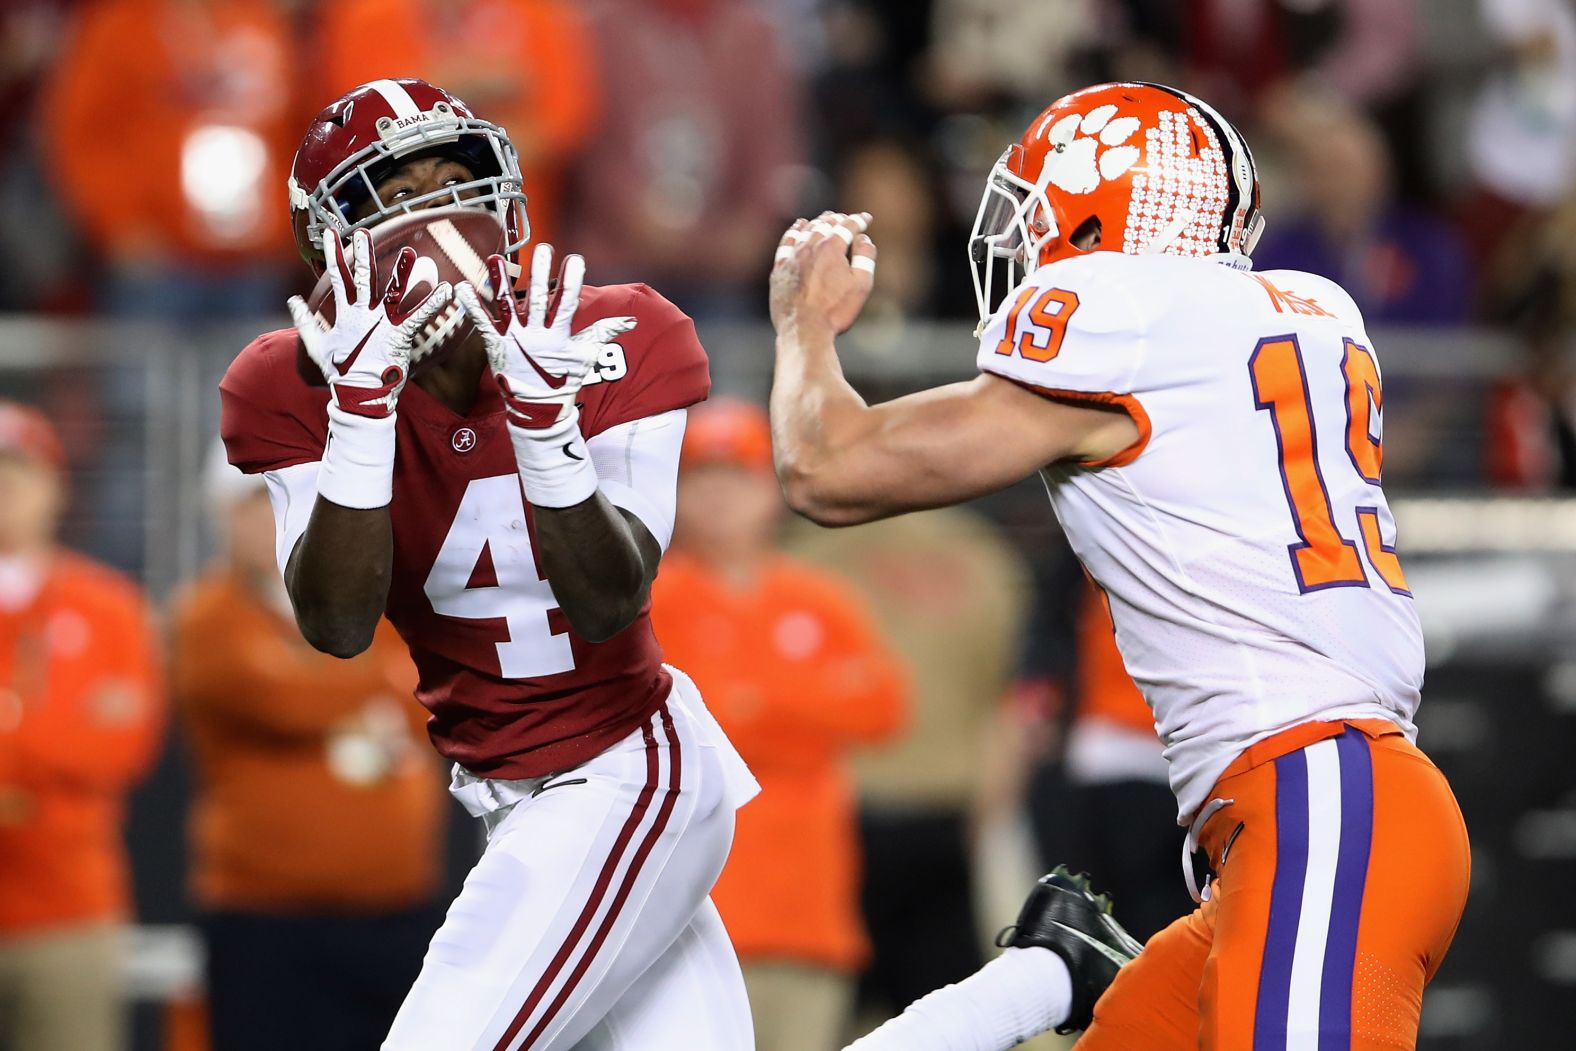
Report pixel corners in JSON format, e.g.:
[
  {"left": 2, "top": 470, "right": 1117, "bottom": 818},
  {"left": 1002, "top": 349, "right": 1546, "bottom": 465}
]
[
  {"left": 287, "top": 228, "right": 453, "bottom": 509},
  {"left": 457, "top": 244, "right": 637, "bottom": 507},
  {"left": 289, "top": 228, "right": 453, "bottom": 420},
  {"left": 457, "top": 243, "right": 635, "bottom": 431}
]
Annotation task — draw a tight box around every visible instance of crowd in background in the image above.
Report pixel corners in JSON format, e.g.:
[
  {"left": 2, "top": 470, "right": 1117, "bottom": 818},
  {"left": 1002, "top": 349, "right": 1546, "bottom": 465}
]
[
  {"left": 2, "top": 0, "right": 1576, "bottom": 484},
  {"left": 3, "top": 1, "right": 1576, "bottom": 1049},
  {"left": 0, "top": 0, "right": 1574, "bottom": 330}
]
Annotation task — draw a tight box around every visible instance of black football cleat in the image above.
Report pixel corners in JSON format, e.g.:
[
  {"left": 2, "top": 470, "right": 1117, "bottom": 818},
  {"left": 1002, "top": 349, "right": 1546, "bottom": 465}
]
[{"left": 994, "top": 865, "right": 1144, "bottom": 1034}]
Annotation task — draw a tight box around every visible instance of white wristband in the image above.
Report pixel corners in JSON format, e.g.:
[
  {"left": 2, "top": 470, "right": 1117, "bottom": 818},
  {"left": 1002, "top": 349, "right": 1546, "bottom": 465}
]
[
  {"left": 508, "top": 410, "right": 599, "bottom": 509},
  {"left": 316, "top": 405, "right": 397, "bottom": 509}
]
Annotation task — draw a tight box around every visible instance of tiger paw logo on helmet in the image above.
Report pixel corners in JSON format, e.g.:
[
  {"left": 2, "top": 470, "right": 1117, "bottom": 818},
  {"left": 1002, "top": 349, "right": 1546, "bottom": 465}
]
[
  {"left": 967, "top": 82, "right": 1265, "bottom": 324},
  {"left": 1042, "top": 105, "right": 1143, "bottom": 195}
]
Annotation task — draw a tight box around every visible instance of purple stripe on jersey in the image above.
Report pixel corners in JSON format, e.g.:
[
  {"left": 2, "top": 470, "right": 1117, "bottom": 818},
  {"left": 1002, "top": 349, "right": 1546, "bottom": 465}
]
[
  {"left": 1318, "top": 729, "right": 1375, "bottom": 1049},
  {"left": 1254, "top": 747, "right": 1310, "bottom": 1051}
]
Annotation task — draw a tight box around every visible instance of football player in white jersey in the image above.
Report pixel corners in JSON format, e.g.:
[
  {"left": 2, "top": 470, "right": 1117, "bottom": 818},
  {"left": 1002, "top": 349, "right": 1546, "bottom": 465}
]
[{"left": 769, "top": 83, "right": 1470, "bottom": 1051}]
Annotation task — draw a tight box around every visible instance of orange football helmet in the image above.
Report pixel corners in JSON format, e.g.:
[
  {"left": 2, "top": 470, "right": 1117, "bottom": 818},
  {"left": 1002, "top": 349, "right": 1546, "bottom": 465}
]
[{"left": 969, "top": 82, "right": 1265, "bottom": 323}]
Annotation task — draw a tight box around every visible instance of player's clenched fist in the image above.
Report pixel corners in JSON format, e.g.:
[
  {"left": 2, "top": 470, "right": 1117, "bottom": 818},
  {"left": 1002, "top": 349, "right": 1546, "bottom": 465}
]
[
  {"left": 288, "top": 228, "right": 453, "bottom": 419},
  {"left": 769, "top": 211, "right": 878, "bottom": 336},
  {"left": 457, "top": 243, "right": 636, "bottom": 433}
]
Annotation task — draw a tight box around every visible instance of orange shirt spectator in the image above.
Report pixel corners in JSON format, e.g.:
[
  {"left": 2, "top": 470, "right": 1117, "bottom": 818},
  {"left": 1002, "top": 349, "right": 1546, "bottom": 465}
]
[
  {"left": 171, "top": 446, "right": 447, "bottom": 1051},
  {"left": 316, "top": 0, "right": 600, "bottom": 248},
  {"left": 652, "top": 399, "right": 907, "bottom": 1051},
  {"left": 40, "top": 0, "right": 298, "bottom": 269},
  {"left": 654, "top": 553, "right": 906, "bottom": 969},
  {"left": 0, "top": 402, "right": 163, "bottom": 1051},
  {"left": 0, "top": 553, "right": 163, "bottom": 931},
  {"left": 172, "top": 582, "right": 442, "bottom": 911}
]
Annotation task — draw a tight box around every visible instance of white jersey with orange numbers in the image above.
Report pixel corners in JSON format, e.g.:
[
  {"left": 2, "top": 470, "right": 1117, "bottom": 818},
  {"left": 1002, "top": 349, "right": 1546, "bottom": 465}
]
[{"left": 977, "top": 251, "right": 1424, "bottom": 823}]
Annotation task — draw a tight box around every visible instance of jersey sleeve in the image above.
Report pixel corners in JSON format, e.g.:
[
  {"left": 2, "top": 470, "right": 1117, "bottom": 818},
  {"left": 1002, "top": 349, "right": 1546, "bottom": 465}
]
[
  {"left": 262, "top": 461, "right": 320, "bottom": 576},
  {"left": 586, "top": 408, "right": 686, "bottom": 551},
  {"left": 576, "top": 284, "right": 711, "bottom": 439},
  {"left": 975, "top": 258, "right": 1149, "bottom": 398},
  {"left": 219, "top": 330, "right": 330, "bottom": 475}
]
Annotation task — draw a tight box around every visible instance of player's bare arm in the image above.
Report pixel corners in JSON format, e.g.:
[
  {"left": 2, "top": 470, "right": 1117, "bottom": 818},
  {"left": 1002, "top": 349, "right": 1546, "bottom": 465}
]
[
  {"left": 533, "top": 501, "right": 662, "bottom": 642},
  {"left": 285, "top": 227, "right": 451, "bottom": 656},
  {"left": 768, "top": 213, "right": 1137, "bottom": 526},
  {"left": 284, "top": 503, "right": 392, "bottom": 657},
  {"left": 278, "top": 156, "right": 477, "bottom": 656},
  {"left": 457, "top": 246, "right": 653, "bottom": 642}
]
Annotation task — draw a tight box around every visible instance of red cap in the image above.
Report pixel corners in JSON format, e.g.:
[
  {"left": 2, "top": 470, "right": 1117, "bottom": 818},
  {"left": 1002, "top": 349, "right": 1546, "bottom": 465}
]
[
  {"left": 0, "top": 402, "right": 63, "bottom": 468},
  {"left": 681, "top": 398, "right": 773, "bottom": 472}
]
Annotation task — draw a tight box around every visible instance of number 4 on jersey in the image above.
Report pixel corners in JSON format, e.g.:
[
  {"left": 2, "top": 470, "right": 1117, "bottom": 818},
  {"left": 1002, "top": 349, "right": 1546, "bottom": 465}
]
[
  {"left": 1249, "top": 335, "right": 1409, "bottom": 596},
  {"left": 424, "top": 475, "right": 576, "bottom": 678}
]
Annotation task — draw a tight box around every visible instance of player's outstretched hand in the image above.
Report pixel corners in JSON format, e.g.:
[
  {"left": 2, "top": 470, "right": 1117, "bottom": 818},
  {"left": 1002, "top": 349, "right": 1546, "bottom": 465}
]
[
  {"left": 769, "top": 211, "right": 877, "bottom": 336},
  {"left": 288, "top": 228, "right": 453, "bottom": 419},
  {"left": 456, "top": 243, "right": 636, "bottom": 433}
]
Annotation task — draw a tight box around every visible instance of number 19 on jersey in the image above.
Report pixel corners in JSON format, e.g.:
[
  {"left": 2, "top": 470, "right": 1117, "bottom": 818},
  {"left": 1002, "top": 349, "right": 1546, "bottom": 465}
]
[{"left": 1249, "top": 334, "right": 1410, "bottom": 597}]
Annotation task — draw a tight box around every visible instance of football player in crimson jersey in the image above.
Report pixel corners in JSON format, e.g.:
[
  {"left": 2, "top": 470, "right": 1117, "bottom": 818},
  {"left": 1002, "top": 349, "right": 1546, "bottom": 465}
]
[
  {"left": 771, "top": 83, "right": 1470, "bottom": 1051},
  {"left": 220, "top": 78, "right": 758, "bottom": 1051}
]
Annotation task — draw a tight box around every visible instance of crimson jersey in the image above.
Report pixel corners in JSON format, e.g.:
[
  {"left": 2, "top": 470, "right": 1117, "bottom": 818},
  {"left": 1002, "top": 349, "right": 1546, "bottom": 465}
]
[{"left": 220, "top": 283, "right": 710, "bottom": 779}]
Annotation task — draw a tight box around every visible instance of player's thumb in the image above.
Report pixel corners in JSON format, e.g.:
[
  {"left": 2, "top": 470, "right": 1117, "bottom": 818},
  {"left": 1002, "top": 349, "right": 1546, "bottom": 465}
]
[
  {"left": 286, "top": 296, "right": 327, "bottom": 362},
  {"left": 578, "top": 315, "right": 638, "bottom": 344}
]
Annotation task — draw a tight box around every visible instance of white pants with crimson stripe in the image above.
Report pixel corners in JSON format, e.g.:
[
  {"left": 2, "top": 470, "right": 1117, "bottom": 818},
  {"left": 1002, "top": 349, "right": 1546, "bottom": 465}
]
[{"left": 382, "top": 669, "right": 759, "bottom": 1051}]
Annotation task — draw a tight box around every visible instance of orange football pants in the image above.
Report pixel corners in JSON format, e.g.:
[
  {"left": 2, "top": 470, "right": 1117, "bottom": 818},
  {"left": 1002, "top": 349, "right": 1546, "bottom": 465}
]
[{"left": 1077, "top": 720, "right": 1470, "bottom": 1051}]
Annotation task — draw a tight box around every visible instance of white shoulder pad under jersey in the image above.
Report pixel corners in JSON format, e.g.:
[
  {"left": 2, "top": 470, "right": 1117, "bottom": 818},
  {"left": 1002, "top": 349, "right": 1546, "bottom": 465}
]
[
  {"left": 976, "top": 253, "right": 1367, "bottom": 409},
  {"left": 978, "top": 252, "right": 1423, "bottom": 824},
  {"left": 975, "top": 252, "right": 1154, "bottom": 399}
]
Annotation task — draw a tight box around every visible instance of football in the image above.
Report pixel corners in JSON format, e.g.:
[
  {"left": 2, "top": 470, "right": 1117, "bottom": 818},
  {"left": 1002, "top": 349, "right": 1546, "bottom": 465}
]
[{"left": 295, "top": 206, "right": 506, "bottom": 386}]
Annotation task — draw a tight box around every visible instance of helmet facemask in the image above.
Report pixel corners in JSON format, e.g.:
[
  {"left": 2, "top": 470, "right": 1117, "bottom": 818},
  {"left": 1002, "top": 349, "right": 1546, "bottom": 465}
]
[
  {"left": 289, "top": 100, "right": 528, "bottom": 272},
  {"left": 969, "top": 145, "right": 1069, "bottom": 333}
]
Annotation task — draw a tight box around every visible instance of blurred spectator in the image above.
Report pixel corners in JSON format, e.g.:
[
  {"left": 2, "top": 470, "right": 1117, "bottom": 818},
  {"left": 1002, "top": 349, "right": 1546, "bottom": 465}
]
[
  {"left": 1523, "top": 182, "right": 1576, "bottom": 327},
  {"left": 923, "top": 0, "right": 1095, "bottom": 114},
  {"left": 790, "top": 507, "right": 1030, "bottom": 1029},
  {"left": 1485, "top": 331, "right": 1576, "bottom": 490},
  {"left": 315, "top": 0, "right": 600, "bottom": 249},
  {"left": 1103, "top": 0, "right": 1419, "bottom": 117},
  {"left": 1460, "top": 0, "right": 1576, "bottom": 313},
  {"left": 1025, "top": 584, "right": 1190, "bottom": 943},
  {"left": 0, "top": 2, "right": 70, "bottom": 131},
  {"left": 0, "top": 2, "right": 83, "bottom": 313},
  {"left": 1103, "top": 0, "right": 1430, "bottom": 198},
  {"left": 0, "top": 402, "right": 164, "bottom": 1051},
  {"left": 809, "top": 1, "right": 936, "bottom": 162},
  {"left": 39, "top": 0, "right": 298, "bottom": 321},
  {"left": 1253, "top": 95, "right": 1473, "bottom": 325},
  {"left": 170, "top": 447, "right": 446, "bottom": 1051},
  {"left": 652, "top": 400, "right": 908, "bottom": 1051},
  {"left": 569, "top": 0, "right": 805, "bottom": 318},
  {"left": 836, "top": 138, "right": 973, "bottom": 322}
]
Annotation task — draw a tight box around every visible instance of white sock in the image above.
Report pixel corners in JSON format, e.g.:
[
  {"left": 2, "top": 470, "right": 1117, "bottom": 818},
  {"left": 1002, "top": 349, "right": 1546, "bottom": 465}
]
[{"left": 843, "top": 947, "right": 1073, "bottom": 1051}]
